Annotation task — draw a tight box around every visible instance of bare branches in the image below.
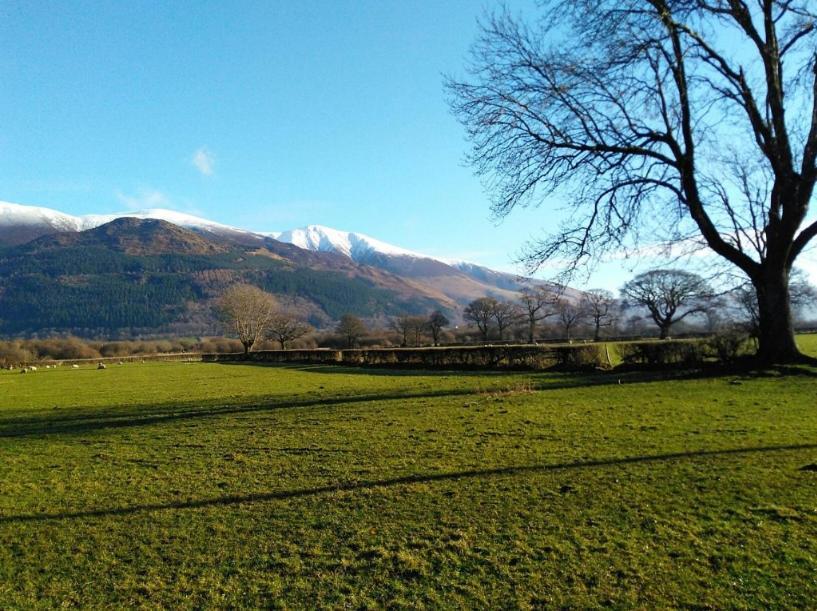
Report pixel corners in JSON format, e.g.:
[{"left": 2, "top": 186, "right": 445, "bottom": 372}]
[
  {"left": 215, "top": 284, "right": 277, "bottom": 354},
  {"left": 621, "top": 269, "right": 713, "bottom": 338},
  {"left": 446, "top": 0, "right": 817, "bottom": 282}
]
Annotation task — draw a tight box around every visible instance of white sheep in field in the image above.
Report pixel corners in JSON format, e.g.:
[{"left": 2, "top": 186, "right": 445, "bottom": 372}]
[
  {"left": 29, "top": 366, "right": 38, "bottom": 372},
  {"left": 97, "top": 363, "right": 107, "bottom": 370},
  {"left": 72, "top": 364, "right": 80, "bottom": 369},
  {"left": 20, "top": 368, "right": 27, "bottom": 374}
]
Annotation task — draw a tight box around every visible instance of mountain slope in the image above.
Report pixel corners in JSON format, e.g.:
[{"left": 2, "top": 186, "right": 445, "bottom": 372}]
[
  {"left": 0, "top": 201, "right": 258, "bottom": 247},
  {"left": 271, "top": 225, "right": 568, "bottom": 303},
  {"left": 0, "top": 202, "right": 555, "bottom": 305},
  {"left": 0, "top": 218, "right": 453, "bottom": 336}
]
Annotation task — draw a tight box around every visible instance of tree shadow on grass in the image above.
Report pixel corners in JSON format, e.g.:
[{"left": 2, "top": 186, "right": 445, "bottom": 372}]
[
  {"left": 0, "top": 370, "right": 671, "bottom": 440},
  {"left": 2, "top": 442, "right": 815, "bottom": 524},
  {"left": 3, "top": 363, "right": 812, "bottom": 440},
  {"left": 0, "top": 388, "right": 474, "bottom": 439}
]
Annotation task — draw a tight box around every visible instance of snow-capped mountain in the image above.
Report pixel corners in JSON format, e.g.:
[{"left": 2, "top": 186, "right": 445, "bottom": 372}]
[
  {"left": 270, "top": 224, "right": 547, "bottom": 304},
  {"left": 0, "top": 200, "right": 559, "bottom": 306},
  {"left": 269, "top": 225, "right": 426, "bottom": 261},
  {"left": 0, "top": 200, "right": 253, "bottom": 247}
]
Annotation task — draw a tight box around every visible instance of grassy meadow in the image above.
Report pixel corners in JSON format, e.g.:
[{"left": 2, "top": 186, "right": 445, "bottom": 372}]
[{"left": 1, "top": 346, "right": 816, "bottom": 607}]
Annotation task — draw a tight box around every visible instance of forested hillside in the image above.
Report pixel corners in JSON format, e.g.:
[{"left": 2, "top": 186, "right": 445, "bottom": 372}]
[{"left": 0, "top": 219, "right": 445, "bottom": 337}]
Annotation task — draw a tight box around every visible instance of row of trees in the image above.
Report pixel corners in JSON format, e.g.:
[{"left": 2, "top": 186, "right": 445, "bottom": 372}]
[
  {"left": 216, "top": 266, "right": 815, "bottom": 352},
  {"left": 216, "top": 286, "right": 452, "bottom": 351},
  {"left": 463, "top": 268, "right": 816, "bottom": 343},
  {"left": 464, "top": 286, "right": 617, "bottom": 343},
  {"left": 389, "top": 311, "right": 450, "bottom": 347}
]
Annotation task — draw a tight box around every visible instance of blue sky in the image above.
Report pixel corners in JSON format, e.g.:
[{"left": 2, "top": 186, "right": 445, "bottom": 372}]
[
  {"left": 0, "top": 2, "right": 557, "bottom": 272},
  {"left": 1, "top": 1, "right": 814, "bottom": 290}
]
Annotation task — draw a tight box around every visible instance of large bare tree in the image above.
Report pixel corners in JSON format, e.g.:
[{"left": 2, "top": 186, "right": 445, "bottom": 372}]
[
  {"left": 216, "top": 284, "right": 277, "bottom": 355},
  {"left": 621, "top": 269, "right": 713, "bottom": 338},
  {"left": 448, "top": 1, "right": 817, "bottom": 363}
]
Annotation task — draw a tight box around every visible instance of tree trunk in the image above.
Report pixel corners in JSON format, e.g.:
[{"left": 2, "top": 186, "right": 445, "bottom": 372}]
[
  {"left": 242, "top": 342, "right": 250, "bottom": 356},
  {"left": 528, "top": 321, "right": 535, "bottom": 344},
  {"left": 593, "top": 320, "right": 601, "bottom": 342},
  {"left": 755, "top": 268, "right": 801, "bottom": 364},
  {"left": 659, "top": 325, "right": 669, "bottom": 340}
]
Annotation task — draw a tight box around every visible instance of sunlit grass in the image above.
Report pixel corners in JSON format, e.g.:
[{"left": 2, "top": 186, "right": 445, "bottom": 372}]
[{"left": 1, "top": 360, "right": 816, "bottom": 607}]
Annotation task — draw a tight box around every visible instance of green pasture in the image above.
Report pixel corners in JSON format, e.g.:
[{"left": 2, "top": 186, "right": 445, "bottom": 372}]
[{"left": 0, "top": 355, "right": 816, "bottom": 607}]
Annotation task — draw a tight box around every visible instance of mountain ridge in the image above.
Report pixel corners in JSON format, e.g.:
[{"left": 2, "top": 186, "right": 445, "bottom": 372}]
[{"left": 0, "top": 200, "right": 557, "bottom": 306}]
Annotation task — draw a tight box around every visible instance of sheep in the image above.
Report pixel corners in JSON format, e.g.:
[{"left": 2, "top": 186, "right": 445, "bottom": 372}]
[
  {"left": 72, "top": 364, "right": 80, "bottom": 369},
  {"left": 20, "top": 368, "right": 27, "bottom": 374},
  {"left": 97, "top": 363, "right": 107, "bottom": 370},
  {"left": 29, "top": 366, "right": 37, "bottom": 372}
]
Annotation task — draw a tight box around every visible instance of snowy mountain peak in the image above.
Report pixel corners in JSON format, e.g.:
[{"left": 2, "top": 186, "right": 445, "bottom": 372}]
[
  {"left": 270, "top": 225, "right": 426, "bottom": 261},
  {"left": 0, "top": 201, "right": 249, "bottom": 239},
  {"left": 76, "top": 208, "right": 249, "bottom": 235},
  {"left": 0, "top": 200, "right": 471, "bottom": 269},
  {"left": 0, "top": 200, "right": 85, "bottom": 232}
]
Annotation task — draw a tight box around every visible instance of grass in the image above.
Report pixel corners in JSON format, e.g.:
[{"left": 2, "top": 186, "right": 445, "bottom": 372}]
[{"left": 1, "top": 358, "right": 816, "bottom": 607}]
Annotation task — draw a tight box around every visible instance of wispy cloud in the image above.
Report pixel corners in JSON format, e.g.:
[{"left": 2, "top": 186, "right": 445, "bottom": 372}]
[
  {"left": 191, "top": 147, "right": 215, "bottom": 176},
  {"left": 115, "top": 188, "right": 171, "bottom": 211}
]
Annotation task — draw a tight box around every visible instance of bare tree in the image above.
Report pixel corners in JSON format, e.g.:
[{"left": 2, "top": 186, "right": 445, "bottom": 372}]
[
  {"left": 492, "top": 300, "right": 521, "bottom": 340},
  {"left": 448, "top": 2, "right": 817, "bottom": 363},
  {"left": 427, "top": 310, "right": 450, "bottom": 346},
  {"left": 621, "top": 269, "right": 712, "bottom": 339},
  {"left": 735, "top": 269, "right": 817, "bottom": 338},
  {"left": 464, "top": 297, "right": 497, "bottom": 341},
  {"left": 582, "top": 289, "right": 615, "bottom": 341},
  {"left": 267, "top": 311, "right": 312, "bottom": 350},
  {"left": 215, "top": 284, "right": 277, "bottom": 355},
  {"left": 556, "top": 299, "right": 587, "bottom": 341},
  {"left": 407, "top": 316, "right": 428, "bottom": 346},
  {"left": 336, "top": 314, "right": 367, "bottom": 349},
  {"left": 519, "top": 286, "right": 558, "bottom": 343},
  {"left": 391, "top": 315, "right": 414, "bottom": 347}
]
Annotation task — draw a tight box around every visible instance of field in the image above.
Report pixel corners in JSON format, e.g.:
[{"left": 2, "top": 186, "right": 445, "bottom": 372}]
[{"left": 1, "top": 348, "right": 816, "bottom": 607}]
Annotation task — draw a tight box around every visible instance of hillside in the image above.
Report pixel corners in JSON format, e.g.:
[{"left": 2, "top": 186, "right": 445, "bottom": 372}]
[
  {"left": 0, "top": 202, "right": 567, "bottom": 306},
  {"left": 0, "top": 219, "right": 450, "bottom": 337},
  {"left": 0, "top": 201, "right": 583, "bottom": 337}
]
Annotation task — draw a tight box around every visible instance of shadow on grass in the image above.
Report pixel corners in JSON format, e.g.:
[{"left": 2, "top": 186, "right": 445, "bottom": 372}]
[
  {"left": 0, "top": 369, "right": 670, "bottom": 439},
  {"left": 0, "top": 389, "right": 474, "bottom": 439},
  {"left": 2, "top": 442, "right": 815, "bottom": 524},
  {"left": 3, "top": 364, "right": 812, "bottom": 440}
]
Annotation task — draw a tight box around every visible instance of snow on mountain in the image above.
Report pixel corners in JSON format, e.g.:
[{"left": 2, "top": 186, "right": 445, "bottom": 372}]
[
  {"left": 0, "top": 200, "right": 523, "bottom": 281},
  {"left": 269, "top": 225, "right": 426, "bottom": 261},
  {"left": 0, "top": 201, "right": 252, "bottom": 235},
  {"left": 0, "top": 200, "right": 86, "bottom": 232},
  {"left": 1, "top": 200, "right": 559, "bottom": 308}
]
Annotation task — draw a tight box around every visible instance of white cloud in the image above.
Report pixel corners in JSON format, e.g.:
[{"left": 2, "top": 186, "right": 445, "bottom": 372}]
[
  {"left": 115, "top": 188, "right": 171, "bottom": 210},
  {"left": 191, "top": 147, "right": 215, "bottom": 176}
]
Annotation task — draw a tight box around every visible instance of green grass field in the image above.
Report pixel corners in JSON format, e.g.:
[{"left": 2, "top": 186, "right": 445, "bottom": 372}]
[{"left": 1, "top": 355, "right": 816, "bottom": 607}]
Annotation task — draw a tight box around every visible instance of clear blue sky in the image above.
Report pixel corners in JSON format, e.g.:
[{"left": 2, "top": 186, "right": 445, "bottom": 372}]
[
  {"left": 2, "top": 1, "right": 813, "bottom": 289},
  {"left": 0, "top": 2, "right": 555, "bottom": 269}
]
